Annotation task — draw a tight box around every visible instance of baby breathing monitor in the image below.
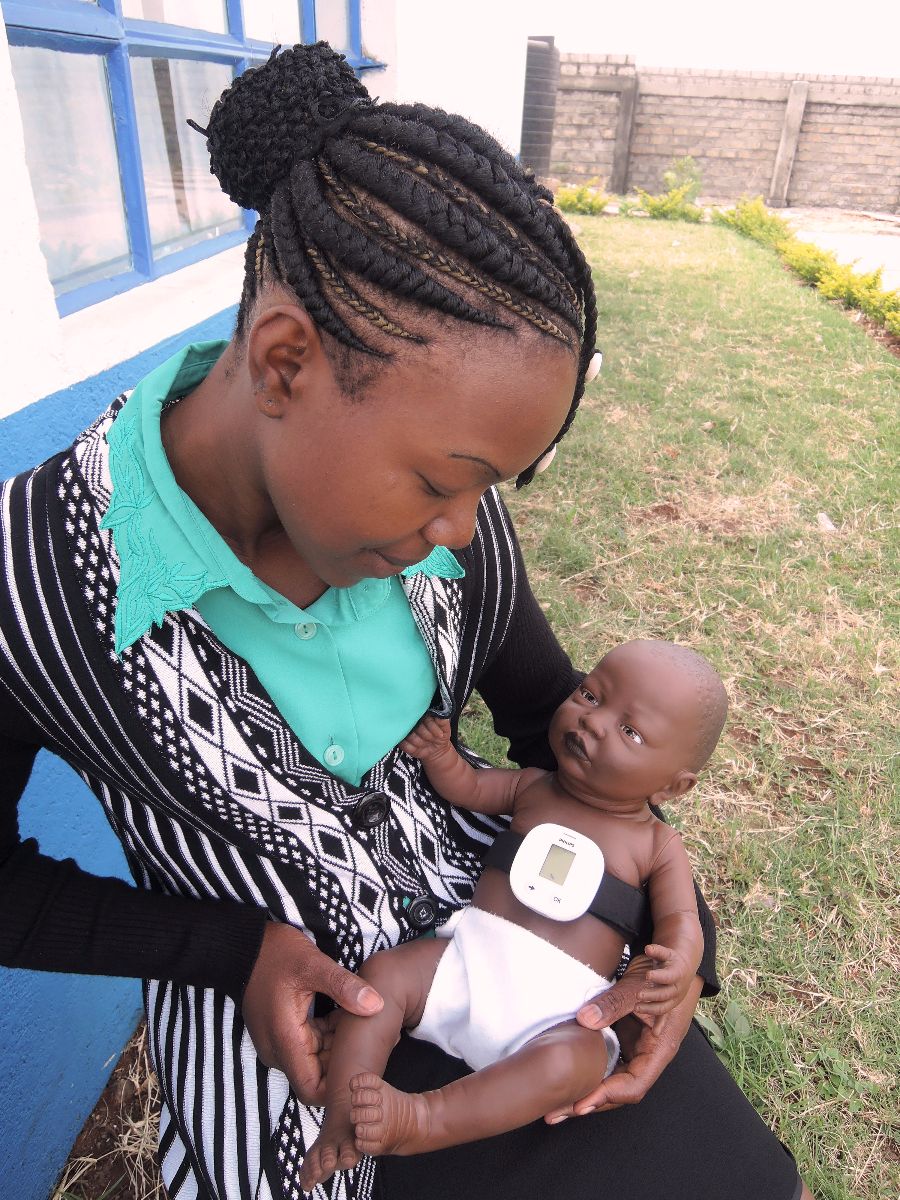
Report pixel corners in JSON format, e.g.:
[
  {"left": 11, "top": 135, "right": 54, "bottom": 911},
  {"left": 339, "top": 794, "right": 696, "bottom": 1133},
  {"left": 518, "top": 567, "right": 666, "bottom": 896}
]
[{"left": 508, "top": 823, "right": 605, "bottom": 921}]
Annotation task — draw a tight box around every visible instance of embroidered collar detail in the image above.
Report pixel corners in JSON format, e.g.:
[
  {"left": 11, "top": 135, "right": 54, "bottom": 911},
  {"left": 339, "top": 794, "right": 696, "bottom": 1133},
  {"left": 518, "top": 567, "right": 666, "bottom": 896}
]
[{"left": 101, "top": 341, "right": 465, "bottom": 654}]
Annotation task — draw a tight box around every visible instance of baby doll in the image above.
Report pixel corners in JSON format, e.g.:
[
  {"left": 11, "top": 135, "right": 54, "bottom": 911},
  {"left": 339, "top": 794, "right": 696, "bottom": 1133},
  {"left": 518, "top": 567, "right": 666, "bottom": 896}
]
[{"left": 300, "top": 639, "right": 728, "bottom": 1189}]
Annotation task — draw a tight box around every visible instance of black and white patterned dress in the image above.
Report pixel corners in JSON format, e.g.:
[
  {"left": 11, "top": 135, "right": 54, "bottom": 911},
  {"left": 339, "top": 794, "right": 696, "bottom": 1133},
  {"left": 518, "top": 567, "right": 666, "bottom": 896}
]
[{"left": 0, "top": 396, "right": 581, "bottom": 1200}]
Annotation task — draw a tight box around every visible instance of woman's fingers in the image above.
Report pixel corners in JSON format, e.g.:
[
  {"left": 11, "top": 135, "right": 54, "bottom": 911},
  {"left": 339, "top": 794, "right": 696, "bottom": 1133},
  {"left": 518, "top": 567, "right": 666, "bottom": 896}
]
[
  {"left": 241, "top": 923, "right": 384, "bottom": 1104},
  {"left": 576, "top": 971, "right": 645, "bottom": 1029}
]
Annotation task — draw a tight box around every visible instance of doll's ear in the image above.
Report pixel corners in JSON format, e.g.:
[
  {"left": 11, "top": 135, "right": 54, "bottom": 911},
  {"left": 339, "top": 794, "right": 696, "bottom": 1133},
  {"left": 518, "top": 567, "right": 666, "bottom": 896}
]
[{"left": 650, "top": 770, "right": 697, "bottom": 806}]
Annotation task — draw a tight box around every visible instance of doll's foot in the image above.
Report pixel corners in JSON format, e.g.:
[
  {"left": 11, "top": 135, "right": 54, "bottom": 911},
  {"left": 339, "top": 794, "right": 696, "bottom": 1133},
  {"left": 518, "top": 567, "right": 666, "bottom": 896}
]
[
  {"left": 299, "top": 1110, "right": 361, "bottom": 1191},
  {"left": 350, "top": 1072, "right": 432, "bottom": 1156}
]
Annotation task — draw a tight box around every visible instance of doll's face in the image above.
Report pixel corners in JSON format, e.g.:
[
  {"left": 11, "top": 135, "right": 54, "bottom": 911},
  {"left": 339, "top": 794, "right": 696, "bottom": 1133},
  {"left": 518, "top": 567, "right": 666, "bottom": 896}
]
[{"left": 549, "top": 642, "right": 701, "bottom": 808}]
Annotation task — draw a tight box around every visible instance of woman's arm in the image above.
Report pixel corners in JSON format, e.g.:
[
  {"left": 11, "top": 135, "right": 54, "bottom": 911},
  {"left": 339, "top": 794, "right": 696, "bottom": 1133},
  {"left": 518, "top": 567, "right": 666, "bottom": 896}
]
[{"left": 0, "top": 722, "right": 268, "bottom": 994}]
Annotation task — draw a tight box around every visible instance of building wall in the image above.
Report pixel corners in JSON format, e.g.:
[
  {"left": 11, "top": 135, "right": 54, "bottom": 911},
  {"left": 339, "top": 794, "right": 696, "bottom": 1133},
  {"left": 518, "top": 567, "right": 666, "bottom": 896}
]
[
  {"left": 363, "top": 0, "right": 538, "bottom": 156},
  {"left": 547, "top": 53, "right": 900, "bottom": 210}
]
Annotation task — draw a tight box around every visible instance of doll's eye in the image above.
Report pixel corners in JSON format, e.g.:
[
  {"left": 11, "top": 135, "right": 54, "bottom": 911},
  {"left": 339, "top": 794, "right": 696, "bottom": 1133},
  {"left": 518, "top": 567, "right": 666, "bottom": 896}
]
[
  {"left": 579, "top": 687, "right": 599, "bottom": 705},
  {"left": 621, "top": 724, "right": 644, "bottom": 744}
]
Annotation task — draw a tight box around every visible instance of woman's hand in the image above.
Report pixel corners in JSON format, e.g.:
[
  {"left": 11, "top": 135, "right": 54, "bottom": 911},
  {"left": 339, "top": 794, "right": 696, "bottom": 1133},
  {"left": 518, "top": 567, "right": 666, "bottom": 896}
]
[
  {"left": 241, "top": 921, "right": 383, "bottom": 1105},
  {"left": 542, "top": 967, "right": 704, "bottom": 1122}
]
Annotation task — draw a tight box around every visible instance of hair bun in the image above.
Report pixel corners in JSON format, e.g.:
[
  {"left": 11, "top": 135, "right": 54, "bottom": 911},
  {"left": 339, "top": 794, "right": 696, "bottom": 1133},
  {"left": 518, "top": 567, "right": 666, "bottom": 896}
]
[{"left": 198, "top": 42, "right": 371, "bottom": 211}]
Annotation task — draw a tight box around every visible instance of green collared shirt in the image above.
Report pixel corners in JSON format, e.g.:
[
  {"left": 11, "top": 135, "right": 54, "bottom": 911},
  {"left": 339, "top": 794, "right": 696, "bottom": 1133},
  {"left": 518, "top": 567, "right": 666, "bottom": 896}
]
[{"left": 101, "top": 341, "right": 464, "bottom": 786}]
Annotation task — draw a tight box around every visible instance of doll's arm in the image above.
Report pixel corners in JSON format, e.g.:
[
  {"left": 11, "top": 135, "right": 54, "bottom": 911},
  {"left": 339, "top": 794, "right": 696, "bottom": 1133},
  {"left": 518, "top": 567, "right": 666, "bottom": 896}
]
[
  {"left": 400, "top": 716, "right": 543, "bottom": 816},
  {"left": 630, "top": 832, "right": 704, "bottom": 1021}
]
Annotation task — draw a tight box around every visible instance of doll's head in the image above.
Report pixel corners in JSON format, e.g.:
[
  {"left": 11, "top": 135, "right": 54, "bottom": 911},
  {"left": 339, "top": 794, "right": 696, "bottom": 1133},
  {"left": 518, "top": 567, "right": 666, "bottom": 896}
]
[{"left": 549, "top": 640, "right": 728, "bottom": 809}]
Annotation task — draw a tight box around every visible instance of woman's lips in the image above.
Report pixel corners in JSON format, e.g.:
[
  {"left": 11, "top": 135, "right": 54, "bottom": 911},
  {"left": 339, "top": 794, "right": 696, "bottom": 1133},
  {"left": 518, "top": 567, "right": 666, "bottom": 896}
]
[{"left": 564, "top": 731, "right": 590, "bottom": 762}]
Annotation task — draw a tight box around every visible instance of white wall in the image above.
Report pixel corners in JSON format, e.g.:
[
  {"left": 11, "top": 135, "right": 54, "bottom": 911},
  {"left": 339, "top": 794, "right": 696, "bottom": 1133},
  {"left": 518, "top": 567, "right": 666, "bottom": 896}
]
[{"left": 362, "top": 0, "right": 540, "bottom": 157}]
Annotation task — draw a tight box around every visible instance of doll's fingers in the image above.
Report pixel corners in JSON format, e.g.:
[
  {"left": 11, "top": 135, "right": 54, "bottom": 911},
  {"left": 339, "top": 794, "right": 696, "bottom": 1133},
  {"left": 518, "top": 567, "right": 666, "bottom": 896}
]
[
  {"left": 644, "top": 943, "right": 675, "bottom": 964},
  {"left": 637, "top": 983, "right": 678, "bottom": 1005},
  {"left": 640, "top": 964, "right": 679, "bottom": 986}
]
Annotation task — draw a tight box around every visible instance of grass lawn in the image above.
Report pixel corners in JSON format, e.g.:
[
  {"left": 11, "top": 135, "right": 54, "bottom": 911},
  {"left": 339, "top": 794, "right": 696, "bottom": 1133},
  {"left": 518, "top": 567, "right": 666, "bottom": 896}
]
[{"left": 463, "top": 216, "right": 899, "bottom": 1200}]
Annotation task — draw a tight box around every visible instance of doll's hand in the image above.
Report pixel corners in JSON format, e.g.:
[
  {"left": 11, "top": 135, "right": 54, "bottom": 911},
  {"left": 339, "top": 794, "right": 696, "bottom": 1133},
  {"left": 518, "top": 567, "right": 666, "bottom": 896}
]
[
  {"left": 400, "top": 715, "right": 453, "bottom": 762},
  {"left": 632, "top": 943, "right": 696, "bottom": 1021},
  {"left": 542, "top": 968, "right": 702, "bottom": 1120},
  {"left": 241, "top": 922, "right": 383, "bottom": 1105}
]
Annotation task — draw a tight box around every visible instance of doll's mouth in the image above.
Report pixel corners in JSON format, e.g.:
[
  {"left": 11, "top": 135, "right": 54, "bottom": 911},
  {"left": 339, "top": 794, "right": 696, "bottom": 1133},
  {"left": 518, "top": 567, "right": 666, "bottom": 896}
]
[{"left": 564, "top": 732, "right": 590, "bottom": 762}]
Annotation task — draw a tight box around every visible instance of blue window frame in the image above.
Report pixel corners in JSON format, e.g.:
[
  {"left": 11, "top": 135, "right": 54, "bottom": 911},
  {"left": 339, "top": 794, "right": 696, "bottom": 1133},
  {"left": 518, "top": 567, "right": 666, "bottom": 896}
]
[{"left": 3, "top": 0, "right": 379, "bottom": 315}]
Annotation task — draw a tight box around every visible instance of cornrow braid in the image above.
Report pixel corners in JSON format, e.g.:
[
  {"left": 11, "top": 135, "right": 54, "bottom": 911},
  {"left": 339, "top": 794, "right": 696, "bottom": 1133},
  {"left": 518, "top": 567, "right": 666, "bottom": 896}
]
[
  {"left": 324, "top": 139, "right": 581, "bottom": 335},
  {"left": 317, "top": 158, "right": 571, "bottom": 345},
  {"left": 193, "top": 43, "right": 599, "bottom": 483}
]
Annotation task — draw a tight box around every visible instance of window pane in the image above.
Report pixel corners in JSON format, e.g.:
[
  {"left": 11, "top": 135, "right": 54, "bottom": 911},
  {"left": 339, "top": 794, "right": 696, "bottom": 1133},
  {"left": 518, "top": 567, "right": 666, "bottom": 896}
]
[
  {"left": 121, "top": 0, "right": 227, "bottom": 34},
  {"left": 315, "top": 0, "right": 349, "bottom": 51},
  {"left": 10, "top": 46, "right": 131, "bottom": 295},
  {"left": 244, "top": 0, "right": 302, "bottom": 43},
  {"left": 131, "top": 57, "right": 243, "bottom": 260}
]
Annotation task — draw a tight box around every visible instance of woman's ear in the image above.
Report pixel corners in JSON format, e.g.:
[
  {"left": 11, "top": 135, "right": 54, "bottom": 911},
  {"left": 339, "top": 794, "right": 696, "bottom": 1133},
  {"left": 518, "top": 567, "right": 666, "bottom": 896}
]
[
  {"left": 247, "top": 304, "right": 324, "bottom": 416},
  {"left": 649, "top": 769, "right": 697, "bottom": 807}
]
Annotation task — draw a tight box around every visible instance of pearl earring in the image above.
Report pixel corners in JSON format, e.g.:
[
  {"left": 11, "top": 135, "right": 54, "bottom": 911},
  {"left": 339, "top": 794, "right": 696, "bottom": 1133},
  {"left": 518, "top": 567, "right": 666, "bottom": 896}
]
[
  {"left": 585, "top": 350, "right": 603, "bottom": 384},
  {"left": 534, "top": 444, "right": 557, "bottom": 474}
]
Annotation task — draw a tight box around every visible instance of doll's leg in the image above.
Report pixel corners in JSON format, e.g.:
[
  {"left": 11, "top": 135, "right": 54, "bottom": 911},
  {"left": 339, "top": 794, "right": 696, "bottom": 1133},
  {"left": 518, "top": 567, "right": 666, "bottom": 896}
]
[
  {"left": 299, "top": 937, "right": 447, "bottom": 1190},
  {"left": 351, "top": 1019, "right": 608, "bottom": 1158}
]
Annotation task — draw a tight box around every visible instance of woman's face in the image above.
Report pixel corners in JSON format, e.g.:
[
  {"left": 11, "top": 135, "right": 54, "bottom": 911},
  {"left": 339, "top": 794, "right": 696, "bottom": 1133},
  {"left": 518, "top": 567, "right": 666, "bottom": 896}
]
[{"left": 256, "top": 328, "right": 577, "bottom": 590}]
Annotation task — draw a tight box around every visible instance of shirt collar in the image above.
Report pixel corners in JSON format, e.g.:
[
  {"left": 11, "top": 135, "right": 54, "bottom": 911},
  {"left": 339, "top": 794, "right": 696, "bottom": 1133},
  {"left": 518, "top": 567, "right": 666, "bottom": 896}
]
[{"left": 101, "top": 341, "right": 464, "bottom": 653}]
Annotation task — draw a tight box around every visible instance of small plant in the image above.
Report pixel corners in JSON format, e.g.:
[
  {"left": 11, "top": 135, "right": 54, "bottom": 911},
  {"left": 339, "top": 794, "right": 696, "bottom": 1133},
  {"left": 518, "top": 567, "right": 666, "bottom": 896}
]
[
  {"left": 662, "top": 155, "right": 703, "bottom": 203},
  {"left": 778, "top": 238, "right": 839, "bottom": 284},
  {"left": 713, "top": 196, "right": 791, "bottom": 248},
  {"left": 615, "top": 196, "right": 641, "bottom": 217},
  {"left": 635, "top": 182, "right": 703, "bottom": 223},
  {"left": 715, "top": 196, "right": 900, "bottom": 341},
  {"left": 555, "top": 177, "right": 610, "bottom": 215}
]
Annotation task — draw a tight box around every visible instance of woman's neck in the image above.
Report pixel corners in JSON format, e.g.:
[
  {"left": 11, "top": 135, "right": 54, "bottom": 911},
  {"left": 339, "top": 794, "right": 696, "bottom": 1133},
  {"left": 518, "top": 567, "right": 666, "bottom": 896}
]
[{"left": 159, "top": 343, "right": 327, "bottom": 608}]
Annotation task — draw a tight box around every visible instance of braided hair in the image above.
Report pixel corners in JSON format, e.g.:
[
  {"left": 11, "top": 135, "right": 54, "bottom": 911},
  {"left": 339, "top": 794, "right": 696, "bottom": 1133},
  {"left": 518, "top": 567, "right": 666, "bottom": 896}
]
[{"left": 191, "top": 42, "right": 597, "bottom": 485}]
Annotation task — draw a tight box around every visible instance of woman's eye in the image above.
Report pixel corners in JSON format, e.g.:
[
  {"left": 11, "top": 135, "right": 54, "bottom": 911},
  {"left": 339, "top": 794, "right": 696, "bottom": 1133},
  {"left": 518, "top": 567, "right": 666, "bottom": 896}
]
[
  {"left": 621, "top": 724, "right": 644, "bottom": 744},
  {"left": 420, "top": 476, "right": 452, "bottom": 501}
]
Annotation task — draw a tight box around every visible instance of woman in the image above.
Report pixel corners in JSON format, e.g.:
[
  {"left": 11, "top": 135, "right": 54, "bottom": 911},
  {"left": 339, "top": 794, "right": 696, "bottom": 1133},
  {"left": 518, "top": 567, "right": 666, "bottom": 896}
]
[{"left": 0, "top": 43, "right": 809, "bottom": 1200}]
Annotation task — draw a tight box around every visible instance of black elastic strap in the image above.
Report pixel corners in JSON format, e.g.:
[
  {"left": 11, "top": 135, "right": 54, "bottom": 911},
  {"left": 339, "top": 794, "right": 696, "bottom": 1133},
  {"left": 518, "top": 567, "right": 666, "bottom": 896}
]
[{"left": 483, "top": 829, "right": 648, "bottom": 942}]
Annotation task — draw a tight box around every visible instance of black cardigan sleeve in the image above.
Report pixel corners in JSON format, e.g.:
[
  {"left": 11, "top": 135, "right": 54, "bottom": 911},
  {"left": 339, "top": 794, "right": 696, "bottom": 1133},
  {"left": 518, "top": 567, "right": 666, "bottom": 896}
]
[
  {"left": 0, "top": 703, "right": 267, "bottom": 998},
  {"left": 472, "top": 504, "right": 719, "bottom": 996}
]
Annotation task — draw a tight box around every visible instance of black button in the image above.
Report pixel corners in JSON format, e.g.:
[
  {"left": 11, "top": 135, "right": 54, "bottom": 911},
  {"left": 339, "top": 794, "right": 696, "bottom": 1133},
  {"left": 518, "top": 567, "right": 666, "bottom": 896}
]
[
  {"left": 406, "top": 894, "right": 437, "bottom": 930},
  {"left": 352, "top": 792, "right": 390, "bottom": 830}
]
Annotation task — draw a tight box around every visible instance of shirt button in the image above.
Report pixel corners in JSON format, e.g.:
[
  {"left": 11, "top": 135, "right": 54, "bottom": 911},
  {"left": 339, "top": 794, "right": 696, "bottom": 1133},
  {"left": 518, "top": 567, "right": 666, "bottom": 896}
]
[
  {"left": 294, "top": 621, "right": 317, "bottom": 640},
  {"left": 324, "top": 744, "right": 345, "bottom": 768},
  {"left": 406, "top": 894, "right": 437, "bottom": 930},
  {"left": 352, "top": 792, "right": 390, "bottom": 830}
]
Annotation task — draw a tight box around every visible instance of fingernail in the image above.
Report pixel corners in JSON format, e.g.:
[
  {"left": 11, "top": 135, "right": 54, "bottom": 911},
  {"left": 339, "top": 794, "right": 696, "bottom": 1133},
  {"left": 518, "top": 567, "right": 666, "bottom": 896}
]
[
  {"left": 581, "top": 1106, "right": 596, "bottom": 1115},
  {"left": 358, "top": 986, "right": 381, "bottom": 1009},
  {"left": 581, "top": 1005, "right": 601, "bottom": 1025},
  {"left": 549, "top": 1115, "right": 568, "bottom": 1124}
]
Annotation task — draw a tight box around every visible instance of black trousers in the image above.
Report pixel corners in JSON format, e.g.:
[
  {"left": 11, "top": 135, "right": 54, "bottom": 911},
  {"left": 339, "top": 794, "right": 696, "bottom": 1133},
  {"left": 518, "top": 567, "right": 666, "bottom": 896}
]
[{"left": 378, "top": 1023, "right": 801, "bottom": 1200}]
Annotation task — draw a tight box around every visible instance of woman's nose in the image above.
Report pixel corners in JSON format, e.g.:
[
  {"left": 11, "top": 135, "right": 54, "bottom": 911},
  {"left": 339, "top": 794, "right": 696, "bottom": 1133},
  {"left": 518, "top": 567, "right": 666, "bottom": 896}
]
[{"left": 423, "top": 496, "right": 480, "bottom": 550}]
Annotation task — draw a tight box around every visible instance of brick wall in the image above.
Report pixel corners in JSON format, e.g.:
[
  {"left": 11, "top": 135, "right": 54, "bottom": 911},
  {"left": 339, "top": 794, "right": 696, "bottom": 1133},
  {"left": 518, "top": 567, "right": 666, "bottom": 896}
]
[{"left": 544, "top": 55, "right": 900, "bottom": 211}]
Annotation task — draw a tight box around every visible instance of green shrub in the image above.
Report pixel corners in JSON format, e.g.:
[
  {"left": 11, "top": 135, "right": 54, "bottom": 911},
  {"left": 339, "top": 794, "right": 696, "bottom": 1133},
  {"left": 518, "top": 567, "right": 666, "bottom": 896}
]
[
  {"left": 635, "top": 183, "right": 703, "bottom": 223},
  {"left": 616, "top": 196, "right": 641, "bottom": 217},
  {"left": 662, "top": 155, "right": 703, "bottom": 203},
  {"left": 779, "top": 239, "right": 838, "bottom": 285},
  {"left": 713, "top": 196, "right": 792, "bottom": 247},
  {"left": 555, "top": 178, "right": 610, "bottom": 215}
]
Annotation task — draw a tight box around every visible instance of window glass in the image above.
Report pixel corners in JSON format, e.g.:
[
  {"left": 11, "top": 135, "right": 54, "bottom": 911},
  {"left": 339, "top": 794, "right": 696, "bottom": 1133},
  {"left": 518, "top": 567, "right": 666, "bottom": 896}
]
[
  {"left": 121, "top": 0, "right": 227, "bottom": 34},
  {"left": 10, "top": 45, "right": 131, "bottom": 295},
  {"left": 315, "top": 0, "right": 349, "bottom": 51},
  {"left": 244, "top": 0, "right": 302, "bottom": 43},
  {"left": 131, "top": 57, "right": 243, "bottom": 259}
]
